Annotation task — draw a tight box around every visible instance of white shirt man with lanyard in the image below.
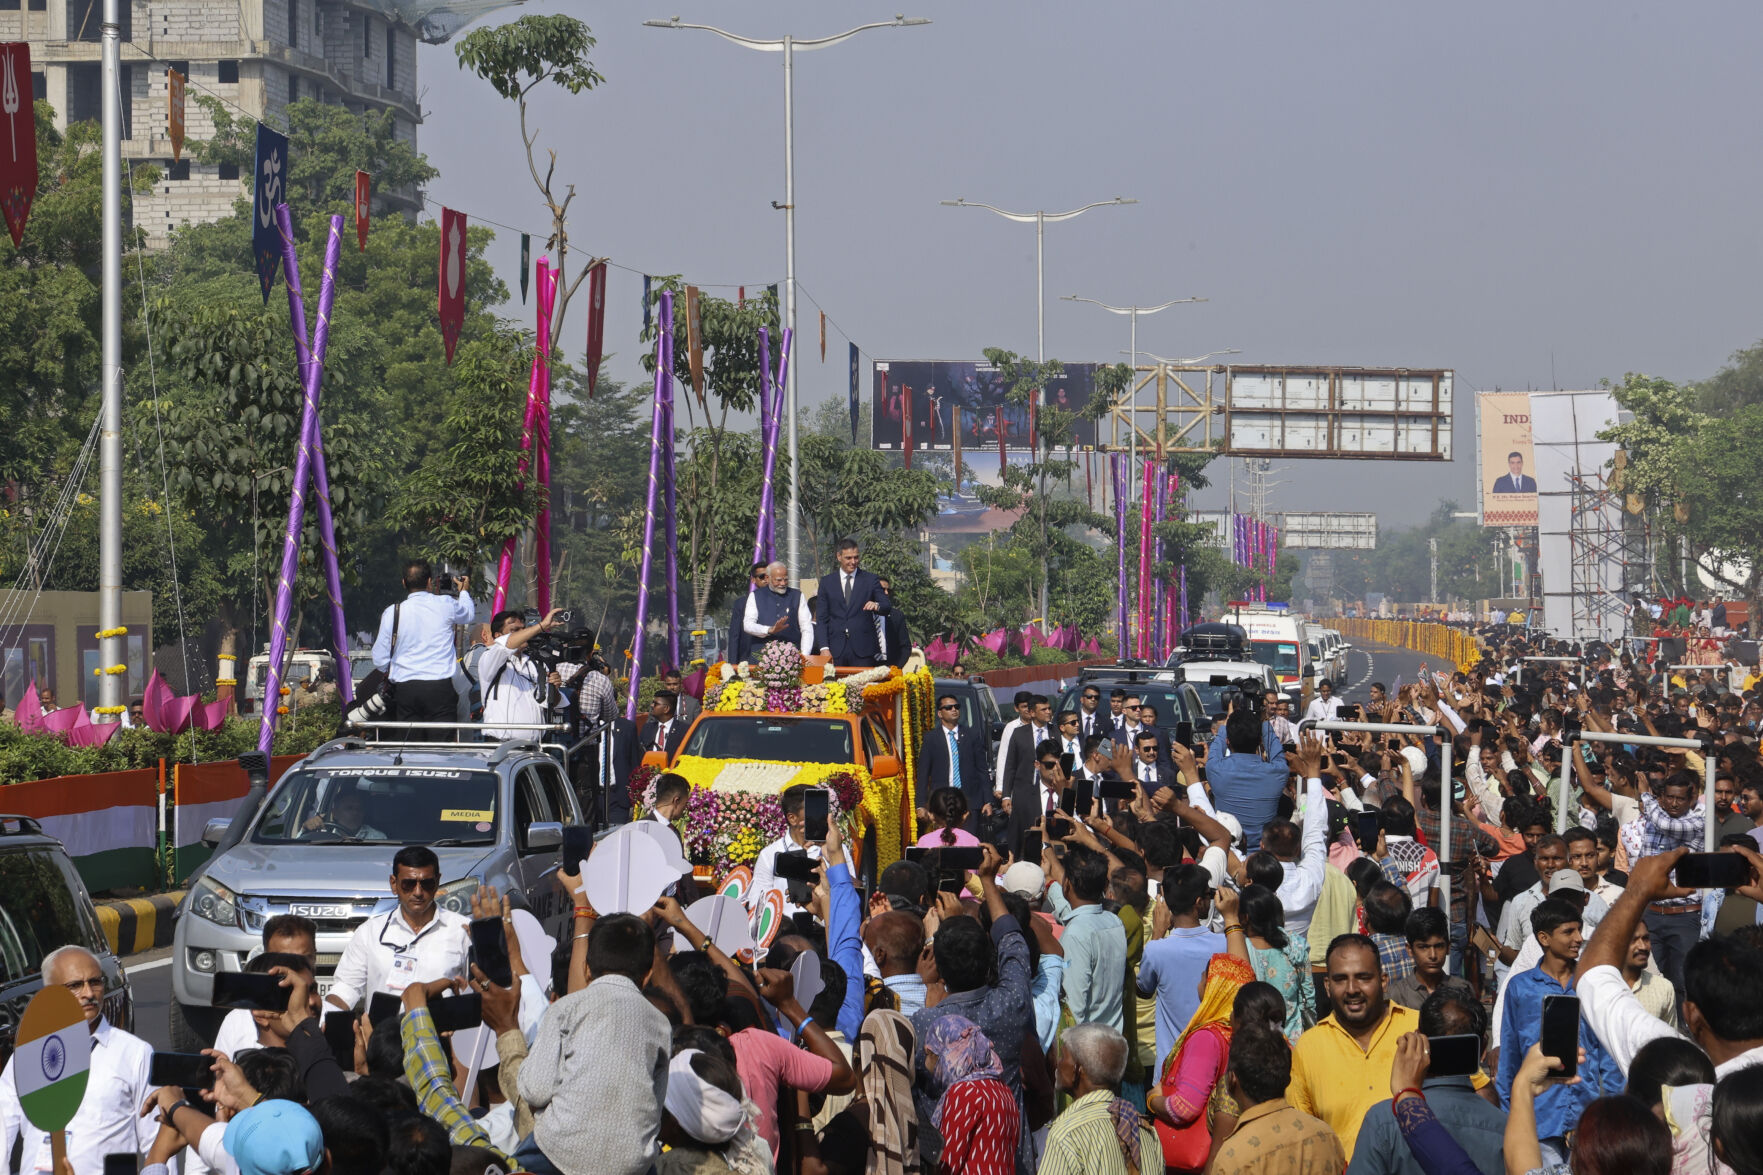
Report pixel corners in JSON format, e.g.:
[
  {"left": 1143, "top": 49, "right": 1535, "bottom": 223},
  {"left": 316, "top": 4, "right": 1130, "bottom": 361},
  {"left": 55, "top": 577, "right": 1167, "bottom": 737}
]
[
  {"left": 0, "top": 946, "right": 156, "bottom": 1175},
  {"left": 478, "top": 608, "right": 563, "bottom": 741},
  {"left": 326, "top": 847, "right": 469, "bottom": 1014}
]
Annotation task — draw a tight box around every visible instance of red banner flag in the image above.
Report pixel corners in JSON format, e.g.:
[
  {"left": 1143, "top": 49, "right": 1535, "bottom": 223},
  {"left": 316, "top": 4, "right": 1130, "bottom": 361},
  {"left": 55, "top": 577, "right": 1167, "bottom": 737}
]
[
  {"left": 583, "top": 260, "right": 607, "bottom": 398},
  {"left": 737, "top": 285, "right": 745, "bottom": 308},
  {"left": 167, "top": 67, "right": 186, "bottom": 163},
  {"left": 903, "top": 385, "right": 913, "bottom": 470},
  {"left": 354, "top": 170, "right": 369, "bottom": 252},
  {"left": 0, "top": 43, "right": 39, "bottom": 249},
  {"left": 952, "top": 406, "right": 962, "bottom": 494},
  {"left": 437, "top": 206, "right": 466, "bottom": 364},
  {"left": 685, "top": 285, "right": 706, "bottom": 409}
]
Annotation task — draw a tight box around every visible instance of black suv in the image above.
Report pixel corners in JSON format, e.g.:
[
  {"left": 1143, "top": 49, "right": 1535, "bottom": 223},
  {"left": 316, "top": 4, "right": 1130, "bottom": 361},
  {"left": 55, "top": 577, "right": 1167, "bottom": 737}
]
[
  {"left": 0, "top": 816, "right": 133, "bottom": 1064},
  {"left": 1053, "top": 664, "right": 1212, "bottom": 748}
]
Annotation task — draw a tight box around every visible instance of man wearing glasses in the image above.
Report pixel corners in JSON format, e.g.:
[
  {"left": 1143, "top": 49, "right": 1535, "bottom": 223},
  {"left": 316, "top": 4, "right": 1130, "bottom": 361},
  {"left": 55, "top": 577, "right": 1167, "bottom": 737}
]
[
  {"left": 1057, "top": 711, "right": 1084, "bottom": 760},
  {"left": 0, "top": 946, "right": 155, "bottom": 1174},
  {"left": 1077, "top": 687, "right": 1108, "bottom": 743},
  {"left": 327, "top": 845, "right": 469, "bottom": 1012},
  {"left": 919, "top": 694, "right": 988, "bottom": 831}
]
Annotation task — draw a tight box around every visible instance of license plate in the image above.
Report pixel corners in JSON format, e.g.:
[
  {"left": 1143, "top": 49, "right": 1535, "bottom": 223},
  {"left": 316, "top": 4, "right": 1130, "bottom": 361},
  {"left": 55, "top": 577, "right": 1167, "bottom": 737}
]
[{"left": 287, "top": 904, "right": 351, "bottom": 918}]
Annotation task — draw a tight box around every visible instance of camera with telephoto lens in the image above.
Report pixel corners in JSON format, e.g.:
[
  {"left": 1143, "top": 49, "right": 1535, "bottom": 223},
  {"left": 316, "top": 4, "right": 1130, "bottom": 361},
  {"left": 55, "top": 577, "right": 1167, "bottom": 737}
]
[
  {"left": 523, "top": 622, "right": 597, "bottom": 674},
  {"left": 1219, "top": 677, "right": 1267, "bottom": 718}
]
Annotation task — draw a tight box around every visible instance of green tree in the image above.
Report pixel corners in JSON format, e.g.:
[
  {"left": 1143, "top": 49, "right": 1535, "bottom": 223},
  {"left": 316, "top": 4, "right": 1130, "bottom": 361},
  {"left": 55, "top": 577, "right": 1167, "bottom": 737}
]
[
  {"left": 797, "top": 434, "right": 941, "bottom": 568},
  {"left": 188, "top": 96, "right": 437, "bottom": 210},
  {"left": 1670, "top": 406, "right": 1763, "bottom": 632},
  {"left": 455, "top": 14, "right": 605, "bottom": 351},
  {"left": 974, "top": 348, "right": 1131, "bottom": 622}
]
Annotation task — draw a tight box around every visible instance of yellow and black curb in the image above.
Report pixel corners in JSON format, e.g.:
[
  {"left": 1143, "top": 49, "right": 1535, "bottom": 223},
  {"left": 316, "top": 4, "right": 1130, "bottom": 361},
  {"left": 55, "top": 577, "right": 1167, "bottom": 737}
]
[{"left": 96, "top": 891, "right": 183, "bottom": 957}]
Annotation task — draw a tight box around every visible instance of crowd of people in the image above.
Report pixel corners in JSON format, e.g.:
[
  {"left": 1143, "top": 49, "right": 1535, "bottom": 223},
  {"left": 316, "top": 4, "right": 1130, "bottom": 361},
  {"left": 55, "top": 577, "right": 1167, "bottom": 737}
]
[{"left": 13, "top": 617, "right": 1763, "bottom": 1175}]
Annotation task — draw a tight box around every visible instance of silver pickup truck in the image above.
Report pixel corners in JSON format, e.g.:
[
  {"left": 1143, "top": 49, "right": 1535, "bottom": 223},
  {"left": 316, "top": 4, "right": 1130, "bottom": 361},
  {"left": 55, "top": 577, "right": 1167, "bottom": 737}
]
[{"left": 169, "top": 737, "right": 581, "bottom": 1050}]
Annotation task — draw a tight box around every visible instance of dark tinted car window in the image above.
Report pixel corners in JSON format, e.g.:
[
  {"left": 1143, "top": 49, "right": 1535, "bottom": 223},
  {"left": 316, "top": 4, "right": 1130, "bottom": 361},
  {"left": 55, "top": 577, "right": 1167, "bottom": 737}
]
[{"left": 0, "top": 849, "right": 96, "bottom": 984}]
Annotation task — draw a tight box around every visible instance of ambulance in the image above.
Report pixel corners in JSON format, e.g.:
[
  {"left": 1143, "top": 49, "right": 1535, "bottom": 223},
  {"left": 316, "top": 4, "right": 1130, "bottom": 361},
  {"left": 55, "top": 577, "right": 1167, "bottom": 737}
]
[{"left": 1228, "top": 602, "right": 1313, "bottom": 705}]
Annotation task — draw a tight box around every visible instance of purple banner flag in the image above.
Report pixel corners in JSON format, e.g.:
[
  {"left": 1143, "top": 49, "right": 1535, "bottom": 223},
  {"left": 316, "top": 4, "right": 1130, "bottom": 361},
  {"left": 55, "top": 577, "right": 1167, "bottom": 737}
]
[{"left": 629, "top": 291, "right": 674, "bottom": 720}]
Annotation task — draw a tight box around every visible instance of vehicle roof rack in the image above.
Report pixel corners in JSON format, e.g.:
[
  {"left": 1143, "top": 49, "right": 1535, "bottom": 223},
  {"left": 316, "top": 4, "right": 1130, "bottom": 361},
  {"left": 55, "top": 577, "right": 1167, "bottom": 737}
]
[
  {"left": 306, "top": 737, "right": 367, "bottom": 761},
  {"left": 0, "top": 815, "right": 44, "bottom": 836}
]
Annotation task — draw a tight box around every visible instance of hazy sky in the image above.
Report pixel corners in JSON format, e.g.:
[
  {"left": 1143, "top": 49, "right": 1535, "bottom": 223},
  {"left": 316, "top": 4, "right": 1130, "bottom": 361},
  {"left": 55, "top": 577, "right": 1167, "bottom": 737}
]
[{"left": 417, "top": 1, "right": 1763, "bottom": 528}]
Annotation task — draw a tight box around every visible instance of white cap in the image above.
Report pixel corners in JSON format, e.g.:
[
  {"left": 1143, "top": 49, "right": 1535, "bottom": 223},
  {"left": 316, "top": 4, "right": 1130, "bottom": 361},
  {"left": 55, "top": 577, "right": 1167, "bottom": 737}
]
[
  {"left": 1001, "top": 861, "right": 1046, "bottom": 900},
  {"left": 1400, "top": 745, "right": 1429, "bottom": 775},
  {"left": 1213, "top": 811, "right": 1244, "bottom": 848}
]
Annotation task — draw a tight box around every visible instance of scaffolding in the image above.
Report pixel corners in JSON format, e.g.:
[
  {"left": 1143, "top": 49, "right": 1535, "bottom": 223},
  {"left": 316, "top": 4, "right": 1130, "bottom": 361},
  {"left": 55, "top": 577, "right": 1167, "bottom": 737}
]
[{"left": 1566, "top": 465, "right": 1648, "bottom": 641}]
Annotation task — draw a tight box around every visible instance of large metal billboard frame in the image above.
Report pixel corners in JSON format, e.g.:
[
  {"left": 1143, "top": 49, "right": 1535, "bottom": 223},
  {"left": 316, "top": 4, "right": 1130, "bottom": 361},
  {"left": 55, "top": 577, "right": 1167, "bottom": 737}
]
[
  {"left": 1187, "top": 510, "right": 1377, "bottom": 551},
  {"left": 1103, "top": 364, "right": 1453, "bottom": 461}
]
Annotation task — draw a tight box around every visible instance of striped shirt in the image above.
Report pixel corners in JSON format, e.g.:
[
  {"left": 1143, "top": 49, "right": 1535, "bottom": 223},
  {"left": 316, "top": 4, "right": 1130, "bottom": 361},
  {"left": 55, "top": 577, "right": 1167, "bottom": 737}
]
[
  {"left": 934, "top": 1077, "right": 1018, "bottom": 1175},
  {"left": 1038, "top": 1089, "right": 1160, "bottom": 1175}
]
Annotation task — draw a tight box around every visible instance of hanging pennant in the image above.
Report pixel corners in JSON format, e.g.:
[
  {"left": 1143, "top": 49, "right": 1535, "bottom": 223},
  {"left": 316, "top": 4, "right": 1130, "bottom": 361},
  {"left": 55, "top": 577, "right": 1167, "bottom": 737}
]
[
  {"left": 0, "top": 44, "right": 37, "bottom": 249},
  {"left": 518, "top": 233, "right": 530, "bottom": 303},
  {"left": 251, "top": 122, "right": 289, "bottom": 301},
  {"left": 737, "top": 285, "right": 745, "bottom": 308},
  {"left": 437, "top": 206, "right": 467, "bottom": 364},
  {"left": 847, "top": 342, "right": 860, "bottom": 444},
  {"left": 166, "top": 66, "right": 186, "bottom": 163},
  {"left": 583, "top": 260, "right": 607, "bottom": 398},
  {"left": 952, "top": 406, "right": 962, "bottom": 497},
  {"left": 819, "top": 311, "right": 826, "bottom": 362},
  {"left": 902, "top": 385, "right": 913, "bottom": 470},
  {"left": 768, "top": 283, "right": 779, "bottom": 305},
  {"left": 353, "top": 170, "right": 369, "bottom": 252},
  {"left": 642, "top": 274, "right": 652, "bottom": 335},
  {"left": 684, "top": 284, "right": 706, "bottom": 409},
  {"left": 996, "top": 406, "right": 1006, "bottom": 475}
]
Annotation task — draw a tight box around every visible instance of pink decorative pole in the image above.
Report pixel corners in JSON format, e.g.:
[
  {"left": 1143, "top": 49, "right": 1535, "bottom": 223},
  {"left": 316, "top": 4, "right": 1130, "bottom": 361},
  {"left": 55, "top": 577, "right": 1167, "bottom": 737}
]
[
  {"left": 1137, "top": 458, "right": 1154, "bottom": 660},
  {"left": 493, "top": 259, "right": 557, "bottom": 613}
]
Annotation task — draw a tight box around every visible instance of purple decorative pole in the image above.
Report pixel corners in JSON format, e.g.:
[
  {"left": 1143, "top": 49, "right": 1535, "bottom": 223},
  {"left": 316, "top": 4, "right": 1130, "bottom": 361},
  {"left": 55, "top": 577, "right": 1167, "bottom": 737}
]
[
  {"left": 1113, "top": 454, "right": 1126, "bottom": 655},
  {"left": 628, "top": 292, "right": 674, "bottom": 721},
  {"left": 276, "top": 209, "right": 354, "bottom": 709},
  {"left": 1152, "top": 470, "right": 1167, "bottom": 659},
  {"left": 260, "top": 209, "right": 344, "bottom": 752},
  {"left": 661, "top": 319, "right": 680, "bottom": 671}
]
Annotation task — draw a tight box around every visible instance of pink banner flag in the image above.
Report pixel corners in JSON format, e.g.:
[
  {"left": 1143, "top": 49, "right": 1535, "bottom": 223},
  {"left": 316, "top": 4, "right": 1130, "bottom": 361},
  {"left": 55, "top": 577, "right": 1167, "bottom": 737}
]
[
  {"left": 979, "top": 629, "right": 1007, "bottom": 656},
  {"left": 11, "top": 683, "right": 44, "bottom": 733}
]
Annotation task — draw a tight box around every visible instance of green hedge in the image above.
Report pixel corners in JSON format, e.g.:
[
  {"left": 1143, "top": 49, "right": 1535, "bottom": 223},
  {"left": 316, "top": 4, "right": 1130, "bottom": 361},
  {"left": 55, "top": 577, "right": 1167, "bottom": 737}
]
[{"left": 0, "top": 704, "right": 343, "bottom": 786}]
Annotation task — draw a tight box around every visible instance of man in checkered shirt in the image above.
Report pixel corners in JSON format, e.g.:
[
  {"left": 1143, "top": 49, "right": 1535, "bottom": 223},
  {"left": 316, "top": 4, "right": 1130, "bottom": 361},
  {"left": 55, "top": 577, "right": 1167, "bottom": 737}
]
[{"left": 1618, "top": 770, "right": 1705, "bottom": 998}]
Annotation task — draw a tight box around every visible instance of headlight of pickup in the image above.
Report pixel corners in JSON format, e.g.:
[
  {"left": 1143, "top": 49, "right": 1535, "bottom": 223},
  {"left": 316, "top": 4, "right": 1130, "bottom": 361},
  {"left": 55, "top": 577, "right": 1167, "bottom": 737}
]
[
  {"left": 436, "top": 878, "right": 479, "bottom": 916},
  {"left": 188, "top": 875, "right": 239, "bottom": 928}
]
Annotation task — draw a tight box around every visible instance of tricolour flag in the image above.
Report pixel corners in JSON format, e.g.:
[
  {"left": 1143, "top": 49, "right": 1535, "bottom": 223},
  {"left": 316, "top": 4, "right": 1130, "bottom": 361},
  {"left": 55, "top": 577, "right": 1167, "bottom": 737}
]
[{"left": 14, "top": 986, "right": 90, "bottom": 1132}]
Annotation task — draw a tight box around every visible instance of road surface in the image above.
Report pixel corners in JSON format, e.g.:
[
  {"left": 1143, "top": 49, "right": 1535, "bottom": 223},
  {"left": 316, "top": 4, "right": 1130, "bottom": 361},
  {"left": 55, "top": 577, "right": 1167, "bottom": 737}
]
[{"left": 119, "top": 637, "right": 1446, "bottom": 1049}]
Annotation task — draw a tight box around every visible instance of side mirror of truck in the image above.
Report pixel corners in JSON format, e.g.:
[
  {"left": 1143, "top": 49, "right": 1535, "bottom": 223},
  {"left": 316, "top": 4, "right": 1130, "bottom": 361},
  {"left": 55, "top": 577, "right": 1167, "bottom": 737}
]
[{"left": 871, "top": 754, "right": 902, "bottom": 780}]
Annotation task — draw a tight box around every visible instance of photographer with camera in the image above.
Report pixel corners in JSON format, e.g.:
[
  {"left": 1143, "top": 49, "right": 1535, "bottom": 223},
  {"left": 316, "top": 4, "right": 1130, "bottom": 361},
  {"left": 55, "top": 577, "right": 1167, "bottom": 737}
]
[
  {"left": 479, "top": 607, "right": 564, "bottom": 740},
  {"left": 370, "top": 559, "right": 475, "bottom": 739}
]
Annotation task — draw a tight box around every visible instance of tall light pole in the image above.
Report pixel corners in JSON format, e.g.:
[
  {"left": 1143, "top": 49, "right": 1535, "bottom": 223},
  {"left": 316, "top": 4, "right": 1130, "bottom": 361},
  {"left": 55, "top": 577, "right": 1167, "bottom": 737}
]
[
  {"left": 941, "top": 196, "right": 1135, "bottom": 618},
  {"left": 644, "top": 15, "right": 929, "bottom": 581},
  {"left": 98, "top": 0, "right": 123, "bottom": 718}
]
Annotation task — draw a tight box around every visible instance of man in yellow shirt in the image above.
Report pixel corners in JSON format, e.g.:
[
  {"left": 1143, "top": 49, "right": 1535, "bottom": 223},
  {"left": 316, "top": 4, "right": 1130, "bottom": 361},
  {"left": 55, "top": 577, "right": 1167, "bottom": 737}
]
[{"left": 1287, "top": 933, "right": 1420, "bottom": 1160}]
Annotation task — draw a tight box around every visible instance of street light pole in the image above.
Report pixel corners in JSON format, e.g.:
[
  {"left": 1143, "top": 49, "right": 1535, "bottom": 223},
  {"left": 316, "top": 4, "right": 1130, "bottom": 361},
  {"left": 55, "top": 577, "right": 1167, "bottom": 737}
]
[
  {"left": 645, "top": 15, "right": 929, "bottom": 583},
  {"left": 942, "top": 197, "right": 1136, "bottom": 618}
]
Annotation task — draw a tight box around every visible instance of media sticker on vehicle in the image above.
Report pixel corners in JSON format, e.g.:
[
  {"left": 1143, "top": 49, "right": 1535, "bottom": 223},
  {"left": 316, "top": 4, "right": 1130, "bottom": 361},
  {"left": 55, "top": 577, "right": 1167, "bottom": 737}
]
[{"left": 440, "top": 809, "right": 493, "bottom": 822}]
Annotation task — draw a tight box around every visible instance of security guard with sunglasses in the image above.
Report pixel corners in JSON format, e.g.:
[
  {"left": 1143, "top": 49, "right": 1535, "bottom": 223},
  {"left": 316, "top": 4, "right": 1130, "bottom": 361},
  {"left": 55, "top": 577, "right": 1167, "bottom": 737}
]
[{"left": 326, "top": 845, "right": 470, "bottom": 1013}]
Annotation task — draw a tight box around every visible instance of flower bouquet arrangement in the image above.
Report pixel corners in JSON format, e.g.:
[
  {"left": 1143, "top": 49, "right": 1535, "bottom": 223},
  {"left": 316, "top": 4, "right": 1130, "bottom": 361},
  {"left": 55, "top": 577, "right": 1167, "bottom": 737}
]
[{"left": 753, "top": 641, "right": 805, "bottom": 691}]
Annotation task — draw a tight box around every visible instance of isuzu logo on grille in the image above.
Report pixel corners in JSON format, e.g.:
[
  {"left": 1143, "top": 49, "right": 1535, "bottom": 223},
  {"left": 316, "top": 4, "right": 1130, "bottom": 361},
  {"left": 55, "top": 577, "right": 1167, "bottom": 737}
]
[{"left": 287, "top": 904, "right": 351, "bottom": 918}]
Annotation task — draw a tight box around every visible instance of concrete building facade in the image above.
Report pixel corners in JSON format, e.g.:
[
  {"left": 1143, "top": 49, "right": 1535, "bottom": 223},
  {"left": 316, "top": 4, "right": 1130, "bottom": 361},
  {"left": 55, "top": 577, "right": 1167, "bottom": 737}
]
[{"left": 2, "top": 0, "right": 422, "bottom": 245}]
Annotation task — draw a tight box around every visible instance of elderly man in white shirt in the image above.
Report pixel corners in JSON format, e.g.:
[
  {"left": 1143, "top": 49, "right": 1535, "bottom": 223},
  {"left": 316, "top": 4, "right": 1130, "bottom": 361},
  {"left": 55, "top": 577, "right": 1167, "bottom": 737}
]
[
  {"left": 478, "top": 608, "right": 564, "bottom": 741},
  {"left": 326, "top": 846, "right": 469, "bottom": 1013},
  {"left": 0, "top": 947, "right": 158, "bottom": 1175},
  {"left": 372, "top": 560, "right": 476, "bottom": 736}
]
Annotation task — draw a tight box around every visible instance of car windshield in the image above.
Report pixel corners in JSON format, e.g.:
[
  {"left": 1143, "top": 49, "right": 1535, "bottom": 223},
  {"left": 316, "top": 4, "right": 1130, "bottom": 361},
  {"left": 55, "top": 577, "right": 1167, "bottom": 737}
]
[
  {"left": 1251, "top": 641, "right": 1300, "bottom": 675},
  {"left": 683, "top": 716, "right": 854, "bottom": 765},
  {"left": 1186, "top": 680, "right": 1234, "bottom": 714},
  {"left": 1059, "top": 684, "right": 1188, "bottom": 726},
  {"left": 253, "top": 767, "right": 500, "bottom": 845},
  {"left": 0, "top": 849, "right": 96, "bottom": 984}
]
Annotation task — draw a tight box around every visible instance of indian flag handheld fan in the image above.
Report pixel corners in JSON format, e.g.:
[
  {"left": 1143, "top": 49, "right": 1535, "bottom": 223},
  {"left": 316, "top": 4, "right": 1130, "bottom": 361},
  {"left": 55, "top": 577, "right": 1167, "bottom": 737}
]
[{"left": 16, "top": 985, "right": 90, "bottom": 1132}]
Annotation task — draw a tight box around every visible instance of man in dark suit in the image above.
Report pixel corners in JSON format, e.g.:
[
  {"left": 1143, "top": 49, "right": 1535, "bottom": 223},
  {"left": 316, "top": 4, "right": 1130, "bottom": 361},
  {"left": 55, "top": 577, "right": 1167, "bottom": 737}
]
[
  {"left": 1074, "top": 684, "right": 1111, "bottom": 745},
  {"left": 814, "top": 539, "right": 892, "bottom": 666},
  {"left": 876, "top": 576, "right": 913, "bottom": 669},
  {"left": 919, "top": 693, "right": 989, "bottom": 832},
  {"left": 1000, "top": 696, "right": 1052, "bottom": 849},
  {"left": 642, "top": 690, "right": 688, "bottom": 758},
  {"left": 1491, "top": 451, "right": 1538, "bottom": 494},
  {"left": 1138, "top": 702, "right": 1180, "bottom": 781},
  {"left": 1007, "top": 735, "right": 1064, "bottom": 857},
  {"left": 726, "top": 562, "right": 764, "bottom": 666}
]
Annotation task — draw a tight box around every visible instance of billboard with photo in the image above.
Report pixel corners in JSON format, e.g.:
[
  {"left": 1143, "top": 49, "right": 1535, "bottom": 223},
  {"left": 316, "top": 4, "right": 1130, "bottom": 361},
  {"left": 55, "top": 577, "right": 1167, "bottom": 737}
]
[
  {"left": 871, "top": 360, "right": 1102, "bottom": 452},
  {"left": 1478, "top": 391, "right": 1537, "bottom": 526}
]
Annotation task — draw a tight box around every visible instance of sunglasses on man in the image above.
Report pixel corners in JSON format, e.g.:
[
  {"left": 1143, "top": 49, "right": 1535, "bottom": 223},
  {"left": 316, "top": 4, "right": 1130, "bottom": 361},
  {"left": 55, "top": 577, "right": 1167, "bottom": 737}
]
[{"left": 397, "top": 876, "right": 440, "bottom": 893}]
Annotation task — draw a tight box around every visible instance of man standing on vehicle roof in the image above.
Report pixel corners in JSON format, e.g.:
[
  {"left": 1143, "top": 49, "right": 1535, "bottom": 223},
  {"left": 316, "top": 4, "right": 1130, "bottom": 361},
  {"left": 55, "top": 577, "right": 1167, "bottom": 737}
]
[
  {"left": 744, "top": 560, "right": 814, "bottom": 660},
  {"left": 326, "top": 845, "right": 469, "bottom": 1013},
  {"left": 372, "top": 560, "right": 475, "bottom": 741},
  {"left": 814, "top": 539, "right": 892, "bottom": 666}
]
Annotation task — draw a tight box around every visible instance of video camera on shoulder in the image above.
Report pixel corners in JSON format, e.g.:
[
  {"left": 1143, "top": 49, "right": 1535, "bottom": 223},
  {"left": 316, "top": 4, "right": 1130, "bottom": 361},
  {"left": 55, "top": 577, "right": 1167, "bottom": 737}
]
[{"left": 1218, "top": 677, "right": 1267, "bottom": 717}]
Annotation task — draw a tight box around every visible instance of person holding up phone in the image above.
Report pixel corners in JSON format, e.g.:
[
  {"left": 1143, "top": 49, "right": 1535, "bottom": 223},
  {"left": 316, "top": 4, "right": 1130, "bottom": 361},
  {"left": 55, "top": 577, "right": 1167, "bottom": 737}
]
[
  {"left": 1494, "top": 899, "right": 1621, "bottom": 1163},
  {"left": 749, "top": 785, "right": 823, "bottom": 924}
]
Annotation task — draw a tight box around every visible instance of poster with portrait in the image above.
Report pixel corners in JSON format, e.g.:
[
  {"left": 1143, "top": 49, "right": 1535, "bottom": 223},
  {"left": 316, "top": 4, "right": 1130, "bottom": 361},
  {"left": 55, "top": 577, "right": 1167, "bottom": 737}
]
[
  {"left": 870, "top": 360, "right": 1100, "bottom": 452},
  {"left": 1479, "top": 391, "right": 1536, "bottom": 526}
]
